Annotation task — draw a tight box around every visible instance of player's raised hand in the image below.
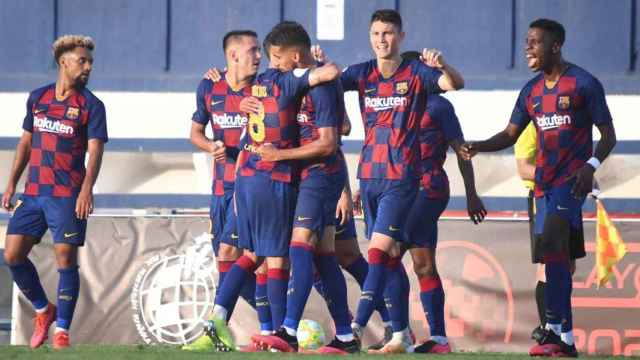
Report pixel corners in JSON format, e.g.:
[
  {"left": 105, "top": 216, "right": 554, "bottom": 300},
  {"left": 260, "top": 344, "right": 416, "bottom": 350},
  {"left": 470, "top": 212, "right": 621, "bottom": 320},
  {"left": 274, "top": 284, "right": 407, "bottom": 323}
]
[
  {"left": 336, "top": 189, "right": 353, "bottom": 225},
  {"left": 211, "top": 140, "right": 226, "bottom": 163},
  {"left": 239, "top": 96, "right": 262, "bottom": 115},
  {"left": 203, "top": 67, "right": 225, "bottom": 82},
  {"left": 75, "top": 190, "right": 93, "bottom": 220},
  {"left": 311, "top": 45, "right": 327, "bottom": 63},
  {"left": 466, "top": 193, "right": 487, "bottom": 224},
  {"left": 459, "top": 142, "right": 478, "bottom": 161},
  {"left": 256, "top": 143, "right": 280, "bottom": 162},
  {"left": 2, "top": 186, "right": 15, "bottom": 211},
  {"left": 421, "top": 48, "right": 446, "bottom": 69},
  {"left": 352, "top": 189, "right": 362, "bottom": 216},
  {"left": 570, "top": 164, "right": 595, "bottom": 199}
]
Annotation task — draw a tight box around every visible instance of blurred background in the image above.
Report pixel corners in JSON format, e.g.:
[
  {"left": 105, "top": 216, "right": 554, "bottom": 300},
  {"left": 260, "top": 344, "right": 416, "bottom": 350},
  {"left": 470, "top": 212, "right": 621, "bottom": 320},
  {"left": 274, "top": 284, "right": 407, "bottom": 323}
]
[{"left": 0, "top": 0, "right": 638, "bottom": 351}]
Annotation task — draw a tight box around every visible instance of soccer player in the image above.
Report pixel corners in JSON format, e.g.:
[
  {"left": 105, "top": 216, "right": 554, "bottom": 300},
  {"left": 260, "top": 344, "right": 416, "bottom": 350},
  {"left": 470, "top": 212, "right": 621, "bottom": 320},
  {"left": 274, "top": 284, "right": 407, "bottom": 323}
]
[
  {"left": 1, "top": 35, "right": 107, "bottom": 349},
  {"left": 337, "top": 9, "right": 464, "bottom": 351},
  {"left": 182, "top": 30, "right": 263, "bottom": 351},
  {"left": 461, "top": 19, "right": 617, "bottom": 357},
  {"left": 205, "top": 24, "right": 341, "bottom": 351},
  {"left": 243, "top": 21, "right": 357, "bottom": 354}
]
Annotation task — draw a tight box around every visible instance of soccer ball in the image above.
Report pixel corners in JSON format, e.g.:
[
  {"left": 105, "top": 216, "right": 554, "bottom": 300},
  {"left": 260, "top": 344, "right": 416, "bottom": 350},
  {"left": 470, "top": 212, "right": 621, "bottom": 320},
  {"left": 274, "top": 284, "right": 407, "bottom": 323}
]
[{"left": 297, "top": 319, "right": 326, "bottom": 350}]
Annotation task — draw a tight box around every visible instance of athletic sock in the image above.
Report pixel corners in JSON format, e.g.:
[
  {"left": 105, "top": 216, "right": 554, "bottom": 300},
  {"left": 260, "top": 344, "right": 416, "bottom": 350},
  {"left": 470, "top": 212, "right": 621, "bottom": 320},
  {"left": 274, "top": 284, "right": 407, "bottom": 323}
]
[
  {"left": 344, "top": 255, "right": 390, "bottom": 323},
  {"left": 315, "top": 252, "right": 352, "bottom": 338},
  {"left": 282, "top": 242, "right": 315, "bottom": 333},
  {"left": 56, "top": 266, "right": 80, "bottom": 330},
  {"left": 267, "top": 268, "right": 289, "bottom": 329},
  {"left": 561, "top": 270, "right": 574, "bottom": 345},
  {"left": 239, "top": 272, "right": 257, "bottom": 308},
  {"left": 354, "top": 248, "right": 389, "bottom": 327},
  {"left": 255, "top": 273, "right": 272, "bottom": 333},
  {"left": 418, "top": 275, "right": 446, "bottom": 337},
  {"left": 214, "top": 255, "right": 256, "bottom": 312},
  {"left": 544, "top": 257, "right": 570, "bottom": 334},
  {"left": 535, "top": 280, "right": 547, "bottom": 327},
  {"left": 312, "top": 270, "right": 328, "bottom": 301},
  {"left": 8, "top": 259, "right": 49, "bottom": 310},
  {"left": 217, "top": 260, "right": 233, "bottom": 289},
  {"left": 383, "top": 257, "right": 409, "bottom": 332}
]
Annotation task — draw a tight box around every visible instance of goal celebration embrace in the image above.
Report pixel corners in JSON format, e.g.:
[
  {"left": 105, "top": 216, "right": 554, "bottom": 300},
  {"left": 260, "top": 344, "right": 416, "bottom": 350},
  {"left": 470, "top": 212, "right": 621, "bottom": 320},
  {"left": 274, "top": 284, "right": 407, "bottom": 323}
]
[{"left": 4, "top": 3, "right": 635, "bottom": 359}]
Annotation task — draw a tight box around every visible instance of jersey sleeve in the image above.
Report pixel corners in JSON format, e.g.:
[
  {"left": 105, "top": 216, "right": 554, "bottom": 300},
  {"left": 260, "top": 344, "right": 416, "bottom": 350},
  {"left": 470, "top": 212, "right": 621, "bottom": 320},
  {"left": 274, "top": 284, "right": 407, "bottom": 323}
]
[
  {"left": 276, "top": 68, "right": 311, "bottom": 99},
  {"left": 429, "top": 96, "right": 463, "bottom": 142},
  {"left": 88, "top": 99, "right": 108, "bottom": 142},
  {"left": 192, "top": 80, "right": 211, "bottom": 125},
  {"left": 514, "top": 122, "right": 537, "bottom": 160},
  {"left": 583, "top": 76, "right": 613, "bottom": 126},
  {"left": 416, "top": 62, "right": 444, "bottom": 95},
  {"left": 509, "top": 86, "right": 532, "bottom": 129},
  {"left": 22, "top": 92, "right": 36, "bottom": 132},
  {"left": 310, "top": 82, "right": 340, "bottom": 128},
  {"left": 340, "top": 65, "right": 360, "bottom": 91}
]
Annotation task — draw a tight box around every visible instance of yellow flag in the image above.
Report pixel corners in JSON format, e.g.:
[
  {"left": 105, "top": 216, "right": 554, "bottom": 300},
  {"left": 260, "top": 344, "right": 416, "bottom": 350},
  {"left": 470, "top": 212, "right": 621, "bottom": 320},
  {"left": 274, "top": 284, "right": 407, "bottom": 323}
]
[{"left": 595, "top": 199, "right": 627, "bottom": 287}]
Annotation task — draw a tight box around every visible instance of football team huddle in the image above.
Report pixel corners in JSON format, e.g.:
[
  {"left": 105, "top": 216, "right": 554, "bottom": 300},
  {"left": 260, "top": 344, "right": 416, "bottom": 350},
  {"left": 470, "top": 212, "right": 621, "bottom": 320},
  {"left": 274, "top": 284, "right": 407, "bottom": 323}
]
[{"left": 3, "top": 7, "right": 616, "bottom": 358}]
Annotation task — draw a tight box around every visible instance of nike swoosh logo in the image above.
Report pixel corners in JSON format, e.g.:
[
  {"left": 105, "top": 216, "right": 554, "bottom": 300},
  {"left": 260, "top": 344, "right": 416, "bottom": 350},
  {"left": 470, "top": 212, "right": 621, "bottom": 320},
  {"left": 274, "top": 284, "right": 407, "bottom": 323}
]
[
  {"left": 335, "top": 228, "right": 346, "bottom": 234},
  {"left": 64, "top": 232, "right": 79, "bottom": 238},
  {"left": 231, "top": 234, "right": 239, "bottom": 239},
  {"left": 212, "top": 100, "right": 224, "bottom": 106},
  {"left": 533, "top": 102, "right": 540, "bottom": 108},
  {"left": 388, "top": 226, "right": 399, "bottom": 231},
  {"left": 364, "top": 88, "right": 376, "bottom": 93},
  {"left": 557, "top": 206, "right": 569, "bottom": 210},
  {"left": 297, "top": 216, "right": 312, "bottom": 221}
]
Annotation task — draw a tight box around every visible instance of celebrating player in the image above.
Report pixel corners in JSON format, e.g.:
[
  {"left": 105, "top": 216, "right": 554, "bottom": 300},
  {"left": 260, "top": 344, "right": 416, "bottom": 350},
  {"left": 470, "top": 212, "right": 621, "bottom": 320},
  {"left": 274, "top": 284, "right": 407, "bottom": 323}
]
[
  {"left": 460, "top": 18, "right": 617, "bottom": 357},
  {"left": 182, "top": 30, "right": 263, "bottom": 351},
  {"left": 205, "top": 23, "right": 341, "bottom": 351},
  {"left": 336, "top": 9, "right": 464, "bottom": 351},
  {"left": 2, "top": 35, "right": 107, "bottom": 349}
]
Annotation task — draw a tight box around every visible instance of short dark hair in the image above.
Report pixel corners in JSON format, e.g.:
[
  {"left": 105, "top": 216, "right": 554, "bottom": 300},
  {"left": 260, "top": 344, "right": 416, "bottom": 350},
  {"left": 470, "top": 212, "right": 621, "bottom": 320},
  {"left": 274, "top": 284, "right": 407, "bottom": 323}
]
[
  {"left": 529, "top": 18, "right": 565, "bottom": 46},
  {"left": 400, "top": 50, "right": 420, "bottom": 61},
  {"left": 265, "top": 21, "right": 311, "bottom": 50},
  {"left": 370, "top": 9, "right": 402, "bottom": 31},
  {"left": 222, "top": 30, "right": 258, "bottom": 52}
]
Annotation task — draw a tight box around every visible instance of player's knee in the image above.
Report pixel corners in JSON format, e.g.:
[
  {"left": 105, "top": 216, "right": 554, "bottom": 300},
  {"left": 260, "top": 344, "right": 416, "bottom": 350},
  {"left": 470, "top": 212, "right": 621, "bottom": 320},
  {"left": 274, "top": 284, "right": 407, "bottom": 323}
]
[
  {"left": 3, "top": 249, "right": 27, "bottom": 266},
  {"left": 218, "top": 243, "right": 240, "bottom": 260},
  {"left": 413, "top": 261, "right": 437, "bottom": 278},
  {"left": 337, "top": 251, "right": 360, "bottom": 268},
  {"left": 291, "top": 228, "right": 315, "bottom": 247}
]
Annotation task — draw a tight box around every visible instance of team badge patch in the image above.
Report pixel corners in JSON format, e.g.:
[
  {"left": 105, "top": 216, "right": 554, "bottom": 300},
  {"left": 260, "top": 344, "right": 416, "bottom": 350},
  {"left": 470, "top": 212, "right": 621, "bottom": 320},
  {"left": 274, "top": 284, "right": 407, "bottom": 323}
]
[
  {"left": 252, "top": 85, "right": 267, "bottom": 98},
  {"left": 558, "top": 96, "right": 570, "bottom": 110},
  {"left": 395, "top": 81, "right": 409, "bottom": 95},
  {"left": 66, "top": 107, "right": 80, "bottom": 119}
]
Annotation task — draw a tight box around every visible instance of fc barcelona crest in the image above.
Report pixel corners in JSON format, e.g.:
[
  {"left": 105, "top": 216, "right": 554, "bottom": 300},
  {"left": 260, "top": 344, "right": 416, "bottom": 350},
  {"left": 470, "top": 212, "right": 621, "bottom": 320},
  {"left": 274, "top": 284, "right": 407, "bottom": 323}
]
[
  {"left": 66, "top": 107, "right": 80, "bottom": 119},
  {"left": 395, "top": 81, "right": 408, "bottom": 95},
  {"left": 252, "top": 85, "right": 267, "bottom": 98},
  {"left": 558, "top": 96, "right": 570, "bottom": 110}
]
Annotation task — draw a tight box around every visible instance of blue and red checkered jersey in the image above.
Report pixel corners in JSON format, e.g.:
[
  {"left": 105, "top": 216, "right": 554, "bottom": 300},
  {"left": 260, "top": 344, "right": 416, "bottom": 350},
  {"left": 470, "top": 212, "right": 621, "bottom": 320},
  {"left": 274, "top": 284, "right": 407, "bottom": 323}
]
[
  {"left": 419, "top": 95, "right": 464, "bottom": 199},
  {"left": 298, "top": 80, "right": 346, "bottom": 179},
  {"left": 238, "top": 68, "right": 310, "bottom": 183},
  {"left": 192, "top": 75, "right": 251, "bottom": 196},
  {"left": 22, "top": 83, "right": 107, "bottom": 197},
  {"left": 340, "top": 58, "right": 443, "bottom": 180},
  {"left": 510, "top": 64, "right": 613, "bottom": 196}
]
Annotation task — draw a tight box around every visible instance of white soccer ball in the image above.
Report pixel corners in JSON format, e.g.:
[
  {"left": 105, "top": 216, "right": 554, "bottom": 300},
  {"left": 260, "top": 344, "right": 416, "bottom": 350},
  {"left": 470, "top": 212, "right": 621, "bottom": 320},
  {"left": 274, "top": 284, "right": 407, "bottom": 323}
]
[{"left": 297, "top": 319, "right": 326, "bottom": 350}]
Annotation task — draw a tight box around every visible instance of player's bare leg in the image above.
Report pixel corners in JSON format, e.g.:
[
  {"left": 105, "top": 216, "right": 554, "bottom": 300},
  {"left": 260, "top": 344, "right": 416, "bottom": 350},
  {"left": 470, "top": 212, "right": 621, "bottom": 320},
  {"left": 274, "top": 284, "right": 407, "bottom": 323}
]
[
  {"left": 5, "top": 234, "right": 56, "bottom": 349},
  {"left": 409, "top": 247, "right": 451, "bottom": 354}
]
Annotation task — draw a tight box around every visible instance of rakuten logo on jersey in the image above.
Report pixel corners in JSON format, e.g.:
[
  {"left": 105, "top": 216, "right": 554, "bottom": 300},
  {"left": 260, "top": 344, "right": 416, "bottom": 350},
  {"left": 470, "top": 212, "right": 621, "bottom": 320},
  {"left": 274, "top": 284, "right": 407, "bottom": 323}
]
[
  {"left": 536, "top": 114, "right": 572, "bottom": 130},
  {"left": 212, "top": 113, "right": 248, "bottom": 128},
  {"left": 34, "top": 117, "right": 74, "bottom": 135},
  {"left": 364, "top": 96, "right": 407, "bottom": 112}
]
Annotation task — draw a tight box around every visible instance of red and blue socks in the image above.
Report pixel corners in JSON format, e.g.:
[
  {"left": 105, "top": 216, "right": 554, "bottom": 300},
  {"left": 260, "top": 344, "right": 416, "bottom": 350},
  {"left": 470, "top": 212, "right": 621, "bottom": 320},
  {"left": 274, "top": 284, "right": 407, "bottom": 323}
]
[
  {"left": 419, "top": 275, "right": 446, "bottom": 338},
  {"left": 344, "top": 255, "right": 391, "bottom": 324},
  {"left": 56, "top": 266, "right": 80, "bottom": 331},
  {"left": 283, "top": 242, "right": 315, "bottom": 334},
  {"left": 354, "top": 248, "right": 389, "bottom": 327},
  {"left": 255, "top": 273, "right": 272, "bottom": 334},
  {"left": 213, "top": 255, "right": 256, "bottom": 320},
  {"left": 384, "top": 257, "right": 410, "bottom": 333},
  {"left": 267, "top": 268, "right": 289, "bottom": 329}
]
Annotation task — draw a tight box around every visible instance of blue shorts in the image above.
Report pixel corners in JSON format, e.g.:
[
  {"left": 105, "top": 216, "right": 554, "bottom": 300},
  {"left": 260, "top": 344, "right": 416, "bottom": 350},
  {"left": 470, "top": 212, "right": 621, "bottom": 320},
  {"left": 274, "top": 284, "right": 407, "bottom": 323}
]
[
  {"left": 7, "top": 195, "right": 86, "bottom": 246},
  {"left": 335, "top": 216, "right": 357, "bottom": 241},
  {"left": 404, "top": 191, "right": 449, "bottom": 248},
  {"left": 294, "top": 171, "right": 346, "bottom": 240},
  {"left": 210, "top": 192, "right": 239, "bottom": 256},
  {"left": 533, "top": 180, "right": 586, "bottom": 261},
  {"left": 359, "top": 178, "right": 419, "bottom": 240},
  {"left": 235, "top": 174, "right": 296, "bottom": 257}
]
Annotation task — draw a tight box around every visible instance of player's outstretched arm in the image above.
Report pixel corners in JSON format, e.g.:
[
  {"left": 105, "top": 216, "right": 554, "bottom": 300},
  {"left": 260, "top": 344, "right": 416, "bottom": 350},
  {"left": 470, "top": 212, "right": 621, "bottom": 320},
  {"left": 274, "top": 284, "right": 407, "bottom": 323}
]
[
  {"left": 421, "top": 48, "right": 464, "bottom": 91},
  {"left": 460, "top": 123, "right": 523, "bottom": 160},
  {"left": 308, "top": 62, "right": 341, "bottom": 87},
  {"left": 451, "top": 139, "right": 487, "bottom": 224},
  {"left": 76, "top": 139, "right": 104, "bottom": 220},
  {"left": 2, "top": 131, "right": 32, "bottom": 211},
  {"left": 190, "top": 122, "right": 225, "bottom": 162},
  {"left": 571, "top": 123, "right": 617, "bottom": 198},
  {"left": 257, "top": 126, "right": 337, "bottom": 162}
]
